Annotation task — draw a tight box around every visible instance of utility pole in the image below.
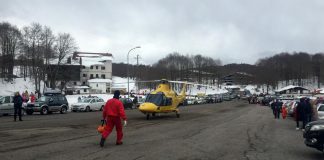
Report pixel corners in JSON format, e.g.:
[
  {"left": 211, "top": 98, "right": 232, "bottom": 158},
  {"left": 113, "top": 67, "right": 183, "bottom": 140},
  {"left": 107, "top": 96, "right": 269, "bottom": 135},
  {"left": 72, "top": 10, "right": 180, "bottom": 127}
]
[
  {"left": 134, "top": 54, "right": 141, "bottom": 93},
  {"left": 135, "top": 54, "right": 141, "bottom": 66},
  {"left": 134, "top": 54, "right": 141, "bottom": 78}
]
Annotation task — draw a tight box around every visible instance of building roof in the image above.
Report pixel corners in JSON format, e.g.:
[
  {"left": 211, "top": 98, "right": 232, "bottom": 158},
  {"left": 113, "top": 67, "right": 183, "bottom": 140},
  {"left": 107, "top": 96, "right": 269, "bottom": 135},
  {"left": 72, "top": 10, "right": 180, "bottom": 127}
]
[
  {"left": 275, "top": 85, "right": 309, "bottom": 93},
  {"left": 72, "top": 52, "right": 113, "bottom": 67},
  {"left": 88, "top": 79, "right": 112, "bottom": 83},
  {"left": 73, "top": 52, "right": 112, "bottom": 58}
]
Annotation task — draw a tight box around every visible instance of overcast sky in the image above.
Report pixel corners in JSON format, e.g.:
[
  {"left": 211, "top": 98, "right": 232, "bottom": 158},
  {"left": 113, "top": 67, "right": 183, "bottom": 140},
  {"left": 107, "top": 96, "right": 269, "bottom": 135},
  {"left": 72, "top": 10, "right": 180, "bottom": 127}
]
[{"left": 1, "top": 0, "right": 324, "bottom": 65}]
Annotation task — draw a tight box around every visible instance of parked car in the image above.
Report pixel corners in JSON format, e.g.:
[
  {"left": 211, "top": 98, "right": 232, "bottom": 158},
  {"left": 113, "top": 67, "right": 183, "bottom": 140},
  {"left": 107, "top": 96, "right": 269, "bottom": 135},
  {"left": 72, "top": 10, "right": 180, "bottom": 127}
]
[
  {"left": 204, "top": 96, "right": 214, "bottom": 103},
  {"left": 0, "top": 96, "right": 26, "bottom": 116},
  {"left": 261, "top": 95, "right": 274, "bottom": 106},
  {"left": 135, "top": 97, "right": 146, "bottom": 108},
  {"left": 179, "top": 99, "right": 188, "bottom": 106},
  {"left": 287, "top": 101, "right": 298, "bottom": 116},
  {"left": 317, "top": 104, "right": 324, "bottom": 120},
  {"left": 120, "top": 98, "right": 134, "bottom": 109},
  {"left": 303, "top": 120, "right": 324, "bottom": 153},
  {"left": 256, "top": 96, "right": 264, "bottom": 104},
  {"left": 71, "top": 97, "right": 105, "bottom": 112},
  {"left": 222, "top": 93, "right": 231, "bottom": 101},
  {"left": 26, "top": 92, "right": 68, "bottom": 115},
  {"left": 196, "top": 97, "right": 206, "bottom": 104},
  {"left": 214, "top": 94, "right": 223, "bottom": 103},
  {"left": 187, "top": 98, "right": 197, "bottom": 105}
]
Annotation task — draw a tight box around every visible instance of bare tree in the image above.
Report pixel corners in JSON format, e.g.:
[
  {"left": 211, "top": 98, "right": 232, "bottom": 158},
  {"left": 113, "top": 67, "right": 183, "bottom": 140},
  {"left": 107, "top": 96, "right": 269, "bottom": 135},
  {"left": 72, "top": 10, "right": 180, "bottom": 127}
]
[
  {"left": 0, "top": 22, "right": 21, "bottom": 81},
  {"left": 49, "top": 33, "right": 77, "bottom": 88}
]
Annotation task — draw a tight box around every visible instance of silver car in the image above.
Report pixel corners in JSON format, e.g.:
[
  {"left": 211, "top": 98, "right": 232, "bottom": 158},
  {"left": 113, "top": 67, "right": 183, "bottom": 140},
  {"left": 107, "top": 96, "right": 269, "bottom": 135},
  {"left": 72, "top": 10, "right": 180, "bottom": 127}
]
[
  {"left": 0, "top": 96, "right": 25, "bottom": 116},
  {"left": 71, "top": 97, "right": 105, "bottom": 112},
  {"left": 317, "top": 104, "right": 324, "bottom": 120}
]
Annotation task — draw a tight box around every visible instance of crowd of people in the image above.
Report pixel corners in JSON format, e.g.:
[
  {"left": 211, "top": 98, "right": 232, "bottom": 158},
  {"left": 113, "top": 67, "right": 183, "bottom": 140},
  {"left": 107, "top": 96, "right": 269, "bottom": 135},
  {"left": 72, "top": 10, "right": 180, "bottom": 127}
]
[
  {"left": 13, "top": 90, "right": 38, "bottom": 122},
  {"left": 270, "top": 97, "right": 319, "bottom": 131}
]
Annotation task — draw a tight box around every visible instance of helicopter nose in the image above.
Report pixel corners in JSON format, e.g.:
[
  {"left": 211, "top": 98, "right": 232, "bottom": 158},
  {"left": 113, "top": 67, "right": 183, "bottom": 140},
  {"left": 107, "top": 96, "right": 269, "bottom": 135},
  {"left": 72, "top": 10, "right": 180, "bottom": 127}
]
[{"left": 139, "top": 103, "right": 158, "bottom": 113}]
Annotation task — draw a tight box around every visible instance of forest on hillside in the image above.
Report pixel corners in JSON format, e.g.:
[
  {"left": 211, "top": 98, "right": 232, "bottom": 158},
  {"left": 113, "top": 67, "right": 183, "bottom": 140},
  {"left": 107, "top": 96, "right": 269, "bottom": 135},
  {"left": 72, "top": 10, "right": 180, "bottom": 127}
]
[
  {"left": 0, "top": 21, "right": 77, "bottom": 91},
  {"left": 113, "top": 52, "right": 324, "bottom": 88}
]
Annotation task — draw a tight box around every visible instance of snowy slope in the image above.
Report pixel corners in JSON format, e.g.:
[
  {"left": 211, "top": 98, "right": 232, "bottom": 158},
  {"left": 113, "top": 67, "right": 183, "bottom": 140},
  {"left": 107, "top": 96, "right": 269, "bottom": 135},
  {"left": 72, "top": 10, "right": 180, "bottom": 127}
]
[{"left": 0, "top": 78, "right": 44, "bottom": 96}]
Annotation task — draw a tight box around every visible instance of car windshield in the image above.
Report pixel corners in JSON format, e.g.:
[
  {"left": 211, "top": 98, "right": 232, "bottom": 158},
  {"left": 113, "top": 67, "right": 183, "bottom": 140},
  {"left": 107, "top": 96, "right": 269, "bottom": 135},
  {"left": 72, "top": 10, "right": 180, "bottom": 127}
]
[
  {"left": 81, "top": 98, "right": 92, "bottom": 103},
  {"left": 145, "top": 93, "right": 167, "bottom": 106},
  {"left": 37, "top": 96, "right": 47, "bottom": 102}
]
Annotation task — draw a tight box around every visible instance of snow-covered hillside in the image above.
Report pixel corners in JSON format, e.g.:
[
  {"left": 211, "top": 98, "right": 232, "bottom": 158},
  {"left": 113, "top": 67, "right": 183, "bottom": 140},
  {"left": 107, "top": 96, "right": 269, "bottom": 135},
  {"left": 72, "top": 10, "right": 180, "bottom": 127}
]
[{"left": 0, "top": 78, "right": 44, "bottom": 96}]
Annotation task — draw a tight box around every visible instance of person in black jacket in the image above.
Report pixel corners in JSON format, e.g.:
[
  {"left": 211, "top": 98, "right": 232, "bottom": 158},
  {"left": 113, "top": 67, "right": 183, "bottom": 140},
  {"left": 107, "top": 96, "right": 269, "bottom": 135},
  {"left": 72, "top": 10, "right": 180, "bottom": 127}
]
[
  {"left": 304, "top": 98, "right": 312, "bottom": 128},
  {"left": 295, "top": 98, "right": 305, "bottom": 130},
  {"left": 13, "top": 92, "right": 23, "bottom": 121}
]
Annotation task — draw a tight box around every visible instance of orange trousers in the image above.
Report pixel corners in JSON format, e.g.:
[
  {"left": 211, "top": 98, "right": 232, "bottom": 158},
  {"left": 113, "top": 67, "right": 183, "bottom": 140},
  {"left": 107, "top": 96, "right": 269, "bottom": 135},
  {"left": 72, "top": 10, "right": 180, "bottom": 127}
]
[{"left": 102, "top": 116, "right": 123, "bottom": 143}]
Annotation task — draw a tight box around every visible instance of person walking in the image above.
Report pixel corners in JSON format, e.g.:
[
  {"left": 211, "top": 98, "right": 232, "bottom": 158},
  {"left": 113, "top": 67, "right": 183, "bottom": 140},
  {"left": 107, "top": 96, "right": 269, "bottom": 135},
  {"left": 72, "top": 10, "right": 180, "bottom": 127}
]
[
  {"left": 282, "top": 105, "right": 288, "bottom": 119},
  {"left": 13, "top": 92, "right": 23, "bottom": 122},
  {"left": 295, "top": 98, "right": 305, "bottom": 130},
  {"left": 275, "top": 100, "right": 282, "bottom": 119},
  {"left": 311, "top": 99, "right": 319, "bottom": 121},
  {"left": 132, "top": 97, "right": 138, "bottom": 108},
  {"left": 303, "top": 98, "right": 312, "bottom": 129},
  {"left": 100, "top": 90, "right": 127, "bottom": 147},
  {"left": 271, "top": 100, "right": 276, "bottom": 118}
]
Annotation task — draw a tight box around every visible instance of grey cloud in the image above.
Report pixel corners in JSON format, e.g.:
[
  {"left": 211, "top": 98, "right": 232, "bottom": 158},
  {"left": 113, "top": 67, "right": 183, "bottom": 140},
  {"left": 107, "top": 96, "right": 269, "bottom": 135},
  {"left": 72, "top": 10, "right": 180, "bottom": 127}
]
[{"left": 1, "top": 0, "right": 324, "bottom": 64}]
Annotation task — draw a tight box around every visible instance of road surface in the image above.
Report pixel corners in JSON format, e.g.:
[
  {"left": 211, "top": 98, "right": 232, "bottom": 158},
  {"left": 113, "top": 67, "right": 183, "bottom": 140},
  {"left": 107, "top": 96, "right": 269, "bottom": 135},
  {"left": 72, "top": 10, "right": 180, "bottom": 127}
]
[{"left": 0, "top": 101, "right": 323, "bottom": 160}]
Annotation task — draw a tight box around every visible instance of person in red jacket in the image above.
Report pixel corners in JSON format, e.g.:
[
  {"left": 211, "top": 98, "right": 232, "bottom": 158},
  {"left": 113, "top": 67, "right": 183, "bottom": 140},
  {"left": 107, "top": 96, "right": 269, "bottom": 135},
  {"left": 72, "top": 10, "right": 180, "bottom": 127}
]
[
  {"left": 100, "top": 90, "right": 127, "bottom": 147},
  {"left": 30, "top": 92, "right": 36, "bottom": 103}
]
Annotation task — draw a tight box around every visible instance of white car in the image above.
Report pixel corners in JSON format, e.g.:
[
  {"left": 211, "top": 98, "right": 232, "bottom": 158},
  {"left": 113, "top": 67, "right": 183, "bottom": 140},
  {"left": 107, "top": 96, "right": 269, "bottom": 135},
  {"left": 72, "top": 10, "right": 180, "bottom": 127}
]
[
  {"left": 71, "top": 97, "right": 105, "bottom": 112},
  {"left": 317, "top": 104, "right": 324, "bottom": 120}
]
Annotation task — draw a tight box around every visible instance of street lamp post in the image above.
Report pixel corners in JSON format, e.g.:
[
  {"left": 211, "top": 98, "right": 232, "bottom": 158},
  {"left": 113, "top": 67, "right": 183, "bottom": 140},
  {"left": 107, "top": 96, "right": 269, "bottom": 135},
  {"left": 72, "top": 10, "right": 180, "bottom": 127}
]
[{"left": 127, "top": 46, "right": 141, "bottom": 98}]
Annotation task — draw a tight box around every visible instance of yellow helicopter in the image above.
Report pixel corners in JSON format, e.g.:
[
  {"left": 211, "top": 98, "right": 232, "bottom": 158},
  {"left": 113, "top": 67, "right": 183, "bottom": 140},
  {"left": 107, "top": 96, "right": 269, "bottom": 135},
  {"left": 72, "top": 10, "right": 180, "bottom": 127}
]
[{"left": 138, "top": 79, "right": 187, "bottom": 120}]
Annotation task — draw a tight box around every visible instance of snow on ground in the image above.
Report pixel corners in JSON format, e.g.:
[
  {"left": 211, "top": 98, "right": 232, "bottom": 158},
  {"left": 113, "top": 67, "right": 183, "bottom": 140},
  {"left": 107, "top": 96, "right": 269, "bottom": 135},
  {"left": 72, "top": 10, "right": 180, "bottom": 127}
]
[
  {"left": 0, "top": 78, "right": 44, "bottom": 96},
  {"left": 187, "top": 84, "right": 228, "bottom": 95},
  {"left": 112, "top": 76, "right": 135, "bottom": 92}
]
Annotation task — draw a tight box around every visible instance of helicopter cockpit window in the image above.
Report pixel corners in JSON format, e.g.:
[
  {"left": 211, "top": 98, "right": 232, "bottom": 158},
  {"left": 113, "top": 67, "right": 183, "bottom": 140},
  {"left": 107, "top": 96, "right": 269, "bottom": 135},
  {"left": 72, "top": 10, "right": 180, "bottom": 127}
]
[{"left": 145, "top": 93, "right": 171, "bottom": 106}]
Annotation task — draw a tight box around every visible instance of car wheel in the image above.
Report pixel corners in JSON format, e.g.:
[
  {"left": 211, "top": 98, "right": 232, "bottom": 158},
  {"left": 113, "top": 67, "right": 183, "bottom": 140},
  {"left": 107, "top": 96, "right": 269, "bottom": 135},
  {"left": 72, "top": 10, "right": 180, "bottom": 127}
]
[
  {"left": 40, "top": 107, "right": 48, "bottom": 115},
  {"left": 60, "top": 106, "right": 67, "bottom": 114},
  {"left": 26, "top": 110, "right": 33, "bottom": 115},
  {"left": 85, "top": 106, "right": 90, "bottom": 112}
]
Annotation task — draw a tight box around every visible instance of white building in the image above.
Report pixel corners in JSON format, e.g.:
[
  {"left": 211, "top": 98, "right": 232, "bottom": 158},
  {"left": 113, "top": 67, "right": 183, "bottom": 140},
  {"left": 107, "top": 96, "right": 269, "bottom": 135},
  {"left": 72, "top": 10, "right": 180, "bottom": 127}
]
[
  {"left": 71, "top": 52, "right": 113, "bottom": 93},
  {"left": 88, "top": 79, "right": 112, "bottom": 94},
  {"left": 66, "top": 86, "right": 90, "bottom": 94}
]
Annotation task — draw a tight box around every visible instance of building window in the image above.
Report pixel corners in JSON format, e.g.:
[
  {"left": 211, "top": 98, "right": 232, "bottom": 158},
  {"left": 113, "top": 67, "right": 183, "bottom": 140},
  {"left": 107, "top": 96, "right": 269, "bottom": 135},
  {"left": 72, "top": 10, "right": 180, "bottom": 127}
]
[
  {"left": 82, "top": 66, "right": 86, "bottom": 69},
  {"left": 82, "top": 81, "right": 86, "bottom": 85},
  {"left": 96, "top": 74, "right": 99, "bottom": 78},
  {"left": 90, "top": 66, "right": 93, "bottom": 69},
  {"left": 90, "top": 74, "right": 94, "bottom": 79},
  {"left": 101, "top": 66, "right": 105, "bottom": 70},
  {"left": 96, "top": 66, "right": 98, "bottom": 69},
  {"left": 83, "top": 74, "right": 86, "bottom": 77},
  {"left": 73, "top": 82, "right": 77, "bottom": 85},
  {"left": 101, "top": 74, "right": 105, "bottom": 79},
  {"left": 84, "top": 89, "right": 87, "bottom": 92},
  {"left": 96, "top": 83, "right": 98, "bottom": 87}
]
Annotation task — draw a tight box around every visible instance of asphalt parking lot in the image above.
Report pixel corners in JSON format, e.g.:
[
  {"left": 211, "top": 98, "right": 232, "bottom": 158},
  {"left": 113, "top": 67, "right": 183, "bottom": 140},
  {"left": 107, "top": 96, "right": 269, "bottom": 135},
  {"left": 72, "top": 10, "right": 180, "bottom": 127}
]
[{"left": 0, "top": 101, "right": 323, "bottom": 160}]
